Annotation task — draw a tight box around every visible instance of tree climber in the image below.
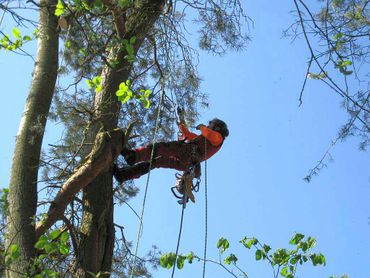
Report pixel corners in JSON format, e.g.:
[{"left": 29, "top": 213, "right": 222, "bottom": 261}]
[{"left": 113, "top": 118, "right": 229, "bottom": 183}]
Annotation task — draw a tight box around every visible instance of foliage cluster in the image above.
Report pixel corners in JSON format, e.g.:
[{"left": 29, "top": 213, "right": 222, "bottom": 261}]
[{"left": 160, "top": 233, "right": 327, "bottom": 277}]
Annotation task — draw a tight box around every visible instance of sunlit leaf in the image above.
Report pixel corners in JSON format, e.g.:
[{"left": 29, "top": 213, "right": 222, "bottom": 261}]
[{"left": 12, "top": 28, "right": 21, "bottom": 39}]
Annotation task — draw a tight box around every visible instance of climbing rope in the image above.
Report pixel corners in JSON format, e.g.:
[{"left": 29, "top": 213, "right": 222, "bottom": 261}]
[
  {"left": 171, "top": 193, "right": 186, "bottom": 278},
  {"left": 171, "top": 139, "right": 209, "bottom": 278},
  {"left": 202, "top": 141, "right": 208, "bottom": 278},
  {"left": 130, "top": 79, "right": 165, "bottom": 277}
]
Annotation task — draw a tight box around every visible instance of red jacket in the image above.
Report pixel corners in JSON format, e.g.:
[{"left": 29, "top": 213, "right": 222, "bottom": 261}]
[{"left": 178, "top": 123, "right": 224, "bottom": 161}]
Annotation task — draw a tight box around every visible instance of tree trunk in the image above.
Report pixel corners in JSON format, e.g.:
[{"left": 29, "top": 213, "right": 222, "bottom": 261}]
[
  {"left": 78, "top": 1, "right": 165, "bottom": 275},
  {"left": 78, "top": 61, "right": 127, "bottom": 275},
  {"left": 6, "top": 1, "right": 59, "bottom": 277}
]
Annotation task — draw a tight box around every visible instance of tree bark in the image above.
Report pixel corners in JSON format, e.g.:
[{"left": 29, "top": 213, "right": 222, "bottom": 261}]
[
  {"left": 35, "top": 128, "right": 130, "bottom": 238},
  {"left": 6, "top": 1, "right": 58, "bottom": 277},
  {"left": 77, "top": 1, "right": 165, "bottom": 276}
]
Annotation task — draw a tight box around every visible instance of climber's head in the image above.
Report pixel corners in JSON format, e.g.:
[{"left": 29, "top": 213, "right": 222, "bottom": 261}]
[{"left": 208, "top": 118, "right": 229, "bottom": 138}]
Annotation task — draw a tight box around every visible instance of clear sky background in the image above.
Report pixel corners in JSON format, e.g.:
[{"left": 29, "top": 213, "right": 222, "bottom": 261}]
[{"left": 1, "top": 1, "right": 370, "bottom": 278}]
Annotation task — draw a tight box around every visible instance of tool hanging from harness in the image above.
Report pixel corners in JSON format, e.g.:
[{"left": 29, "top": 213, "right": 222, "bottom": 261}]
[{"left": 171, "top": 164, "right": 201, "bottom": 206}]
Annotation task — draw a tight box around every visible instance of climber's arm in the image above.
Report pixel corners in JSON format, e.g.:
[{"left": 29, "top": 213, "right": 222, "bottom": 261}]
[
  {"left": 178, "top": 123, "right": 198, "bottom": 141},
  {"left": 198, "top": 125, "right": 223, "bottom": 146}
]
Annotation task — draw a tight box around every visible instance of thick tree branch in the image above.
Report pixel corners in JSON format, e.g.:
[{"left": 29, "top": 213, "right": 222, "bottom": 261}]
[{"left": 35, "top": 126, "right": 133, "bottom": 238}]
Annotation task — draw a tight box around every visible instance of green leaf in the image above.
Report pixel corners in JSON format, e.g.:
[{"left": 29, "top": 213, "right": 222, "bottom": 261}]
[
  {"left": 119, "top": 83, "right": 128, "bottom": 91},
  {"left": 38, "top": 254, "right": 47, "bottom": 260},
  {"left": 130, "top": 36, "right": 136, "bottom": 44},
  {"left": 290, "top": 233, "right": 305, "bottom": 245},
  {"left": 59, "top": 244, "right": 69, "bottom": 255},
  {"left": 116, "top": 90, "right": 126, "bottom": 97},
  {"left": 333, "top": 32, "right": 343, "bottom": 40},
  {"left": 126, "top": 55, "right": 136, "bottom": 63},
  {"left": 82, "top": 0, "right": 90, "bottom": 10},
  {"left": 307, "top": 237, "right": 316, "bottom": 249},
  {"left": 217, "top": 237, "right": 230, "bottom": 254},
  {"left": 224, "top": 253, "right": 238, "bottom": 265},
  {"left": 95, "top": 85, "right": 102, "bottom": 93},
  {"left": 255, "top": 249, "right": 263, "bottom": 261},
  {"left": 23, "top": 35, "right": 32, "bottom": 41},
  {"left": 290, "top": 254, "right": 301, "bottom": 264},
  {"left": 310, "top": 253, "right": 326, "bottom": 266},
  {"left": 50, "top": 229, "right": 61, "bottom": 240},
  {"left": 121, "top": 95, "right": 131, "bottom": 103},
  {"left": 160, "top": 253, "right": 177, "bottom": 269},
  {"left": 94, "top": 0, "right": 103, "bottom": 8},
  {"left": 35, "top": 235, "right": 48, "bottom": 249},
  {"left": 0, "top": 188, "right": 9, "bottom": 213},
  {"left": 12, "top": 28, "right": 21, "bottom": 39},
  {"left": 335, "top": 60, "right": 353, "bottom": 75},
  {"left": 9, "top": 244, "right": 18, "bottom": 254},
  {"left": 187, "top": 252, "right": 194, "bottom": 264},
  {"left": 86, "top": 79, "right": 94, "bottom": 88},
  {"left": 5, "top": 244, "right": 21, "bottom": 264},
  {"left": 272, "top": 248, "right": 290, "bottom": 264},
  {"left": 117, "top": 0, "right": 130, "bottom": 8},
  {"left": 60, "top": 231, "right": 69, "bottom": 244},
  {"left": 240, "top": 237, "right": 257, "bottom": 249},
  {"left": 44, "top": 242, "right": 58, "bottom": 254},
  {"left": 92, "top": 76, "right": 102, "bottom": 85},
  {"left": 9, "top": 244, "right": 20, "bottom": 259},
  {"left": 65, "top": 40, "right": 72, "bottom": 48},
  {"left": 126, "top": 44, "right": 134, "bottom": 54},
  {"left": 299, "top": 242, "right": 308, "bottom": 252},
  {"left": 281, "top": 266, "right": 288, "bottom": 277},
  {"left": 335, "top": 41, "right": 344, "bottom": 51},
  {"left": 302, "top": 255, "right": 308, "bottom": 262},
  {"left": 55, "top": 0, "right": 65, "bottom": 16},
  {"left": 343, "top": 60, "right": 352, "bottom": 66},
  {"left": 263, "top": 244, "right": 271, "bottom": 253},
  {"left": 177, "top": 255, "right": 186, "bottom": 269},
  {"left": 79, "top": 48, "right": 87, "bottom": 56},
  {"left": 33, "top": 28, "right": 39, "bottom": 37},
  {"left": 43, "top": 269, "right": 59, "bottom": 277}
]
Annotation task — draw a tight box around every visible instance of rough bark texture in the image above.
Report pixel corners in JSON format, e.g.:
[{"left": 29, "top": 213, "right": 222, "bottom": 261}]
[
  {"left": 35, "top": 128, "right": 130, "bottom": 238},
  {"left": 6, "top": 1, "right": 59, "bottom": 277},
  {"left": 78, "top": 1, "right": 165, "bottom": 275}
]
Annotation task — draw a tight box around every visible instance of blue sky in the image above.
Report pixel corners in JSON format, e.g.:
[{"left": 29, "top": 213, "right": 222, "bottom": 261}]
[{"left": 1, "top": 1, "right": 370, "bottom": 278}]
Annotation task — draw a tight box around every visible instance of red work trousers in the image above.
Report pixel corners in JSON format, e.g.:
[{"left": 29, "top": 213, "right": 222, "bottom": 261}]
[{"left": 134, "top": 141, "right": 201, "bottom": 178}]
